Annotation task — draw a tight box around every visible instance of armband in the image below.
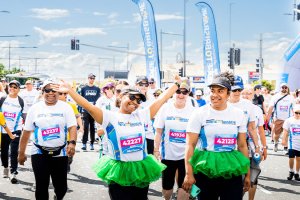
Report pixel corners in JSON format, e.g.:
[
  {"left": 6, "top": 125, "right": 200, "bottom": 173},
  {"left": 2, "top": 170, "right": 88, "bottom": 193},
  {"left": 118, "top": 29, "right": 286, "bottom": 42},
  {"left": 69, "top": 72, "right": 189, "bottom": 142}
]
[{"left": 174, "top": 82, "right": 180, "bottom": 89}]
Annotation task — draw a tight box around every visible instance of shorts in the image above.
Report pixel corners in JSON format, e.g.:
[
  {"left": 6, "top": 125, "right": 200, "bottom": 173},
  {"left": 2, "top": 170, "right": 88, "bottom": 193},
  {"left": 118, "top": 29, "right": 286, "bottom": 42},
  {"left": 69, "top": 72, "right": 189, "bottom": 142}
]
[
  {"left": 161, "top": 159, "right": 185, "bottom": 190},
  {"left": 288, "top": 149, "right": 300, "bottom": 158},
  {"left": 274, "top": 120, "right": 284, "bottom": 136}
]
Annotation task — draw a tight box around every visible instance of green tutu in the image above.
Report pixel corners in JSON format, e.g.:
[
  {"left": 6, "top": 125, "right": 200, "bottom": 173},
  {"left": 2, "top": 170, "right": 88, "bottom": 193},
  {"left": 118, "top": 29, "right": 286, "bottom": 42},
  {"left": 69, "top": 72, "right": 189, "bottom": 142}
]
[
  {"left": 92, "top": 155, "right": 166, "bottom": 188},
  {"left": 190, "top": 149, "right": 250, "bottom": 179}
]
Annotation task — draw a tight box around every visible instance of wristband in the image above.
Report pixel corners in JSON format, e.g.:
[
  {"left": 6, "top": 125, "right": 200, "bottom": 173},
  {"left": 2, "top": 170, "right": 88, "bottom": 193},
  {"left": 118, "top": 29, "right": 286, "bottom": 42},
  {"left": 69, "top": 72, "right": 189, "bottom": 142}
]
[
  {"left": 174, "top": 82, "right": 180, "bottom": 89},
  {"left": 262, "top": 146, "right": 268, "bottom": 149},
  {"left": 68, "top": 140, "right": 76, "bottom": 145},
  {"left": 255, "top": 145, "right": 260, "bottom": 149},
  {"left": 2, "top": 124, "right": 7, "bottom": 128}
]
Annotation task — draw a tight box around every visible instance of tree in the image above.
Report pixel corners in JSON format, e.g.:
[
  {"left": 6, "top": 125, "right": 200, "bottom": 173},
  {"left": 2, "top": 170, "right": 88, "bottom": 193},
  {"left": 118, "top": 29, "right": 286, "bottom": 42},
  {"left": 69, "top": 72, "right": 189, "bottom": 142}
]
[
  {"left": 0, "top": 63, "right": 24, "bottom": 78},
  {"left": 253, "top": 80, "right": 275, "bottom": 92}
]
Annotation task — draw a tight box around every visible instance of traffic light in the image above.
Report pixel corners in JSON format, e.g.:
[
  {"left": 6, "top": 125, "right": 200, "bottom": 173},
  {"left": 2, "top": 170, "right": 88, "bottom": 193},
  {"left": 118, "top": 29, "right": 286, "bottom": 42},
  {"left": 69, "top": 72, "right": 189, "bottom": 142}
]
[
  {"left": 75, "top": 40, "right": 80, "bottom": 50},
  {"left": 256, "top": 59, "right": 260, "bottom": 73},
  {"left": 234, "top": 48, "right": 240, "bottom": 65},
  {"left": 71, "top": 39, "right": 75, "bottom": 50},
  {"left": 297, "top": 4, "right": 300, "bottom": 20},
  {"left": 228, "top": 48, "right": 234, "bottom": 69},
  {"left": 178, "top": 67, "right": 183, "bottom": 77}
]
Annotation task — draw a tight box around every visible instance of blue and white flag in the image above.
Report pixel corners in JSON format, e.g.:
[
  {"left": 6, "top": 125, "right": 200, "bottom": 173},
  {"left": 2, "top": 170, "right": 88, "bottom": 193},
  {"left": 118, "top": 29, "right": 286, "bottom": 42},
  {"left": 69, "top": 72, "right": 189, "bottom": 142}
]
[
  {"left": 195, "top": 2, "right": 220, "bottom": 87},
  {"left": 132, "top": 0, "right": 161, "bottom": 88}
]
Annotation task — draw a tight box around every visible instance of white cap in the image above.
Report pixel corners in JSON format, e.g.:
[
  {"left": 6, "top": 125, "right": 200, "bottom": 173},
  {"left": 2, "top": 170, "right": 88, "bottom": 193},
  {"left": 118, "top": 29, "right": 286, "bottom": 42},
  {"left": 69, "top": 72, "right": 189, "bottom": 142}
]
[
  {"left": 280, "top": 82, "right": 288, "bottom": 87},
  {"left": 41, "top": 79, "right": 56, "bottom": 89},
  {"left": 195, "top": 90, "right": 203, "bottom": 96},
  {"left": 294, "top": 104, "right": 300, "bottom": 112}
]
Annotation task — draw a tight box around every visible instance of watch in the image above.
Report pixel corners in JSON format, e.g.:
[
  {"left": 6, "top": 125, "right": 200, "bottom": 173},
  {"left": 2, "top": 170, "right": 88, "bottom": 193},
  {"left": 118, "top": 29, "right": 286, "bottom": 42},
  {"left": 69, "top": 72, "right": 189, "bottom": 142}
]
[
  {"left": 255, "top": 145, "right": 260, "bottom": 149},
  {"left": 263, "top": 146, "right": 268, "bottom": 149},
  {"left": 174, "top": 82, "right": 180, "bottom": 88},
  {"left": 69, "top": 140, "right": 76, "bottom": 145}
]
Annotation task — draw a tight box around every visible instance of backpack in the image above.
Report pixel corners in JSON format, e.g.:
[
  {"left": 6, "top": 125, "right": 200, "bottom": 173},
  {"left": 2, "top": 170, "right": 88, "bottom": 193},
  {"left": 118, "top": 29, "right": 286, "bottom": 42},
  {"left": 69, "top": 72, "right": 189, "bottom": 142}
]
[{"left": 0, "top": 96, "right": 24, "bottom": 113}]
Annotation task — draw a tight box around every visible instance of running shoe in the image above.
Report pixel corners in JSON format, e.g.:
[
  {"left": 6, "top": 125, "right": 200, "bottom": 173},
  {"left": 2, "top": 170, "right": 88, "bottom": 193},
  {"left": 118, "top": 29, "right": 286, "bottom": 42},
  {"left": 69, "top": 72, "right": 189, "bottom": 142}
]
[
  {"left": 90, "top": 144, "right": 94, "bottom": 150},
  {"left": 274, "top": 143, "right": 278, "bottom": 152},
  {"left": 10, "top": 173, "right": 18, "bottom": 184},
  {"left": 3, "top": 168, "right": 9, "bottom": 178},
  {"left": 287, "top": 171, "right": 294, "bottom": 180},
  {"left": 81, "top": 144, "right": 87, "bottom": 151},
  {"left": 295, "top": 173, "right": 300, "bottom": 181}
]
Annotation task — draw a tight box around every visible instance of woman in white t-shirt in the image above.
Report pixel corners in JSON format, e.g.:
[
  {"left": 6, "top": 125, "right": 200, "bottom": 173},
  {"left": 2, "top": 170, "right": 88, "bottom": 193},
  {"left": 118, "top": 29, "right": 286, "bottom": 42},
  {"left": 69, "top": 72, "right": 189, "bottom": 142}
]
[
  {"left": 154, "top": 79, "right": 193, "bottom": 200},
  {"left": 55, "top": 76, "right": 182, "bottom": 200},
  {"left": 18, "top": 80, "right": 77, "bottom": 200},
  {"left": 182, "top": 72, "right": 250, "bottom": 200},
  {"left": 282, "top": 104, "right": 300, "bottom": 181}
]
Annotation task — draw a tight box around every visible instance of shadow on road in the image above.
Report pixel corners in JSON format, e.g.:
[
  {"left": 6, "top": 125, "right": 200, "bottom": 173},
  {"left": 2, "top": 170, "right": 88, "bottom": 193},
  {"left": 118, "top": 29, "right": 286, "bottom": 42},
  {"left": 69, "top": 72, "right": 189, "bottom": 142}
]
[
  {"left": 68, "top": 173, "right": 107, "bottom": 187},
  {"left": 0, "top": 192, "right": 29, "bottom": 200},
  {"left": 259, "top": 176, "right": 300, "bottom": 195}
]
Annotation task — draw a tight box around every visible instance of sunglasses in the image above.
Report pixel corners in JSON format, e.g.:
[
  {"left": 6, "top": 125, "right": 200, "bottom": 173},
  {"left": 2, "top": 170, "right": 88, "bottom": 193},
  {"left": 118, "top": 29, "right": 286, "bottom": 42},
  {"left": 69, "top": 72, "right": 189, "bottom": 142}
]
[
  {"left": 58, "top": 92, "right": 67, "bottom": 96},
  {"left": 104, "top": 86, "right": 114, "bottom": 91},
  {"left": 9, "top": 85, "right": 18, "bottom": 89},
  {"left": 116, "top": 89, "right": 121, "bottom": 94},
  {"left": 281, "top": 86, "right": 288, "bottom": 89},
  {"left": 89, "top": 77, "right": 95, "bottom": 80},
  {"left": 138, "top": 82, "right": 149, "bottom": 87},
  {"left": 43, "top": 88, "right": 57, "bottom": 93},
  {"left": 232, "top": 89, "right": 242, "bottom": 92},
  {"left": 153, "top": 94, "right": 159, "bottom": 97},
  {"left": 176, "top": 89, "right": 189, "bottom": 95},
  {"left": 128, "top": 94, "right": 143, "bottom": 104},
  {"left": 295, "top": 112, "right": 300, "bottom": 115},
  {"left": 149, "top": 82, "right": 154, "bottom": 84}
]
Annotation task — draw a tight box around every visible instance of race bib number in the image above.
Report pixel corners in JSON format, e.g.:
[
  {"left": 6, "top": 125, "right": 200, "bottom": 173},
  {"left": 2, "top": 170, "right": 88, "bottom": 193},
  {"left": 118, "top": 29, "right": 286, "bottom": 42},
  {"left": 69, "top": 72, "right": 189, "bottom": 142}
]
[
  {"left": 169, "top": 129, "right": 186, "bottom": 143},
  {"left": 279, "top": 105, "right": 288, "bottom": 112},
  {"left": 4, "top": 112, "right": 16, "bottom": 119},
  {"left": 292, "top": 128, "right": 300, "bottom": 135},
  {"left": 214, "top": 134, "right": 237, "bottom": 152},
  {"left": 41, "top": 125, "right": 61, "bottom": 141},
  {"left": 120, "top": 133, "right": 143, "bottom": 154}
]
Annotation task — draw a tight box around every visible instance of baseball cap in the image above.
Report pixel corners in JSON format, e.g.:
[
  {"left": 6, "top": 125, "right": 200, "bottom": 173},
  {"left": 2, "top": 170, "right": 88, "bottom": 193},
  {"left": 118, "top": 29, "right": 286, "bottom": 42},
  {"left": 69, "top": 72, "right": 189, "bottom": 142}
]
[
  {"left": 9, "top": 80, "right": 21, "bottom": 88},
  {"left": 208, "top": 77, "right": 231, "bottom": 90},
  {"left": 231, "top": 76, "right": 244, "bottom": 90},
  {"left": 1, "top": 78, "right": 6, "bottom": 82},
  {"left": 149, "top": 78, "right": 155, "bottom": 82},
  {"left": 179, "top": 79, "right": 190, "bottom": 90},
  {"left": 121, "top": 86, "right": 146, "bottom": 102},
  {"left": 41, "top": 79, "right": 56, "bottom": 89},
  {"left": 294, "top": 104, "right": 300, "bottom": 112},
  {"left": 88, "top": 73, "right": 96, "bottom": 78},
  {"left": 102, "top": 82, "right": 115, "bottom": 92},
  {"left": 280, "top": 83, "right": 288, "bottom": 88},
  {"left": 25, "top": 80, "right": 33, "bottom": 85},
  {"left": 153, "top": 88, "right": 163, "bottom": 95},
  {"left": 195, "top": 90, "right": 203, "bottom": 96},
  {"left": 136, "top": 76, "right": 148, "bottom": 84}
]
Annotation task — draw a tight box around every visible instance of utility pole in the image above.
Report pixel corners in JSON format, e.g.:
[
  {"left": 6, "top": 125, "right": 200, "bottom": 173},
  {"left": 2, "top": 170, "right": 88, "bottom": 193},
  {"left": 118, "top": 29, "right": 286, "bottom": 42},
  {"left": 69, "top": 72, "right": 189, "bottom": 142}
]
[{"left": 259, "top": 33, "right": 263, "bottom": 83}]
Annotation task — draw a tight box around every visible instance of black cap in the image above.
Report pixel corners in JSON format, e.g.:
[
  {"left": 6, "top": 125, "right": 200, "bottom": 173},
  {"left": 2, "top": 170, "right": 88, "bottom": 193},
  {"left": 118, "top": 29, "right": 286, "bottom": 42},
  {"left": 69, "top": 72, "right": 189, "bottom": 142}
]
[
  {"left": 9, "top": 80, "right": 21, "bottom": 88},
  {"left": 136, "top": 76, "right": 148, "bottom": 84},
  {"left": 149, "top": 78, "right": 155, "bottom": 82},
  {"left": 254, "top": 84, "right": 262, "bottom": 90},
  {"left": 88, "top": 73, "right": 96, "bottom": 78},
  {"left": 207, "top": 77, "right": 231, "bottom": 90},
  {"left": 121, "top": 86, "right": 146, "bottom": 102}
]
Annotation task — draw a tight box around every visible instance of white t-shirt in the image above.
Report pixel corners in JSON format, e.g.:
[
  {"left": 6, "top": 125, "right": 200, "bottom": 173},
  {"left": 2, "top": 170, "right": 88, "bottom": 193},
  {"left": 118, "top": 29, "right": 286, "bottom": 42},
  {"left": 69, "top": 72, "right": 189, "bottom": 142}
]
[
  {"left": 139, "top": 99, "right": 155, "bottom": 140},
  {"left": 101, "top": 109, "right": 150, "bottom": 162},
  {"left": 154, "top": 102, "right": 194, "bottom": 160},
  {"left": 283, "top": 117, "right": 300, "bottom": 151},
  {"left": 24, "top": 101, "right": 77, "bottom": 156},
  {"left": 186, "top": 104, "right": 247, "bottom": 152},
  {"left": 19, "top": 89, "right": 39, "bottom": 113},
  {"left": 248, "top": 104, "right": 264, "bottom": 155},
  {"left": 1, "top": 96, "right": 26, "bottom": 133},
  {"left": 229, "top": 98, "right": 256, "bottom": 123},
  {"left": 270, "top": 93, "right": 294, "bottom": 120},
  {"left": 95, "top": 95, "right": 118, "bottom": 111}
]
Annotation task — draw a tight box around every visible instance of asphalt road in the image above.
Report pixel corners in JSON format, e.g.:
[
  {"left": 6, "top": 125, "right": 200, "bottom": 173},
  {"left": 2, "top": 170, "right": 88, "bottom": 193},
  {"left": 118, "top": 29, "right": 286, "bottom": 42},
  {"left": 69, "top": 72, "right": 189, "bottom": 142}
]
[{"left": 0, "top": 135, "right": 299, "bottom": 200}]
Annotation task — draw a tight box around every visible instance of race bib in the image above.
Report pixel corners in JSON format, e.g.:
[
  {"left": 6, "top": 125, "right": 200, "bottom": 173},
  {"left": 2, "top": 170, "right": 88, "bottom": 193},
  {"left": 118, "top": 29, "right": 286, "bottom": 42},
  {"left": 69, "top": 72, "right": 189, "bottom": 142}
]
[
  {"left": 292, "top": 128, "right": 300, "bottom": 135},
  {"left": 169, "top": 129, "right": 186, "bottom": 143},
  {"left": 120, "top": 133, "right": 143, "bottom": 154},
  {"left": 41, "top": 125, "right": 61, "bottom": 141},
  {"left": 4, "top": 112, "right": 16, "bottom": 119},
  {"left": 214, "top": 134, "right": 237, "bottom": 152},
  {"left": 279, "top": 105, "right": 288, "bottom": 112}
]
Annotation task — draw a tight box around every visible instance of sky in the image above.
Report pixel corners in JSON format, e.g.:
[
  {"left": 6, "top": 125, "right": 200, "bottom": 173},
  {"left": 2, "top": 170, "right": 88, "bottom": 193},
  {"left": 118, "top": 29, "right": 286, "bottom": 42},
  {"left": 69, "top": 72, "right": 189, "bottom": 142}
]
[{"left": 0, "top": 0, "right": 299, "bottom": 81}]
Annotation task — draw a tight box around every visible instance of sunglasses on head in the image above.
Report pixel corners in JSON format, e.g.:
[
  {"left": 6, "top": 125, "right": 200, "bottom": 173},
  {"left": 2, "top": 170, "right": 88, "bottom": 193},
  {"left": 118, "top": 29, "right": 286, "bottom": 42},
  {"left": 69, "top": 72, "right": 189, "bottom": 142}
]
[
  {"left": 295, "top": 112, "right": 300, "bottom": 115},
  {"left": 281, "top": 86, "right": 288, "bottom": 89},
  {"left": 128, "top": 94, "right": 143, "bottom": 104},
  {"left": 138, "top": 82, "right": 149, "bottom": 87},
  {"left": 232, "top": 89, "right": 242, "bottom": 92},
  {"left": 43, "top": 88, "right": 56, "bottom": 93},
  {"left": 58, "top": 92, "right": 67, "bottom": 96},
  {"left": 176, "top": 89, "right": 189, "bottom": 95}
]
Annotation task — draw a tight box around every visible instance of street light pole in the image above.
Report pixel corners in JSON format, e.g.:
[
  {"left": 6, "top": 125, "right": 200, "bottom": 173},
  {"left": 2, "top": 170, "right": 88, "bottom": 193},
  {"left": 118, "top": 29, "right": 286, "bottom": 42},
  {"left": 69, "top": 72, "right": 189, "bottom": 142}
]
[
  {"left": 183, "top": 0, "right": 188, "bottom": 77},
  {"left": 229, "top": 2, "right": 235, "bottom": 48}
]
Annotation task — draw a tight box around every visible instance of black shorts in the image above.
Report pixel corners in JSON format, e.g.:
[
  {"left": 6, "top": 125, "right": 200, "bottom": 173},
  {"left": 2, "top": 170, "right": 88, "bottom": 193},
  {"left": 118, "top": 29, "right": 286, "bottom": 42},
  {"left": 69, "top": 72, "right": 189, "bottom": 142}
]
[
  {"left": 288, "top": 149, "right": 300, "bottom": 158},
  {"left": 161, "top": 159, "right": 185, "bottom": 190}
]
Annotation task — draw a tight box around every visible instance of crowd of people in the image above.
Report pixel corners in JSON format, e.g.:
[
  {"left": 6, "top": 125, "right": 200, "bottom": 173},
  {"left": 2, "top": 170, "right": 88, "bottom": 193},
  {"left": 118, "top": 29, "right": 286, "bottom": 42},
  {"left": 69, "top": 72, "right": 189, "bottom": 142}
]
[{"left": 0, "top": 71, "right": 299, "bottom": 200}]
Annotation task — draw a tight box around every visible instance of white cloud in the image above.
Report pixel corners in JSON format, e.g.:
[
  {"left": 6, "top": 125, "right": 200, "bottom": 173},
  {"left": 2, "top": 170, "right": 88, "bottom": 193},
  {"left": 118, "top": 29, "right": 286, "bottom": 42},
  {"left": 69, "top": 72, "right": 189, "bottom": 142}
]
[
  {"left": 30, "top": 8, "right": 69, "bottom": 20},
  {"left": 155, "top": 14, "right": 183, "bottom": 21},
  {"left": 34, "top": 27, "right": 106, "bottom": 44},
  {"left": 108, "top": 12, "right": 119, "bottom": 19},
  {"left": 93, "top": 12, "right": 106, "bottom": 16}
]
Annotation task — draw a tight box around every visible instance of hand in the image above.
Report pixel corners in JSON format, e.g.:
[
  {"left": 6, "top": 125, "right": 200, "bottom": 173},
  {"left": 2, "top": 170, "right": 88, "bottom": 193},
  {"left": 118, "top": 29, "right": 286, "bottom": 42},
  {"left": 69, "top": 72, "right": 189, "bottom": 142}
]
[
  {"left": 67, "top": 144, "right": 76, "bottom": 157},
  {"left": 262, "top": 148, "right": 267, "bottom": 160},
  {"left": 282, "top": 140, "right": 287, "bottom": 147},
  {"left": 51, "top": 80, "right": 71, "bottom": 93},
  {"left": 175, "top": 75, "right": 182, "bottom": 84},
  {"left": 154, "top": 150, "right": 161, "bottom": 161},
  {"left": 18, "top": 153, "right": 27, "bottom": 165},
  {"left": 243, "top": 174, "right": 251, "bottom": 192},
  {"left": 182, "top": 174, "right": 196, "bottom": 193},
  {"left": 9, "top": 134, "right": 16, "bottom": 140}
]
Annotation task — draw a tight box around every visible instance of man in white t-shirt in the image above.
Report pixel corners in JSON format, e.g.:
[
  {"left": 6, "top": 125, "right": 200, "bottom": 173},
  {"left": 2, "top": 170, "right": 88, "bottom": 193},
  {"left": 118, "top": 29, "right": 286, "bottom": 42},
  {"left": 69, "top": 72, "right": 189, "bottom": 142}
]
[
  {"left": 19, "top": 79, "right": 39, "bottom": 120},
  {"left": 267, "top": 83, "right": 294, "bottom": 152}
]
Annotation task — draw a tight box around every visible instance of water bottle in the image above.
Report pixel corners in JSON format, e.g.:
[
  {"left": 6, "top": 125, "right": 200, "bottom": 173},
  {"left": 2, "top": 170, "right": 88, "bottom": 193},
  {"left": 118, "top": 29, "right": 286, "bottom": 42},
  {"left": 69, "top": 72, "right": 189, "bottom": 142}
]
[{"left": 253, "top": 153, "right": 261, "bottom": 164}]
